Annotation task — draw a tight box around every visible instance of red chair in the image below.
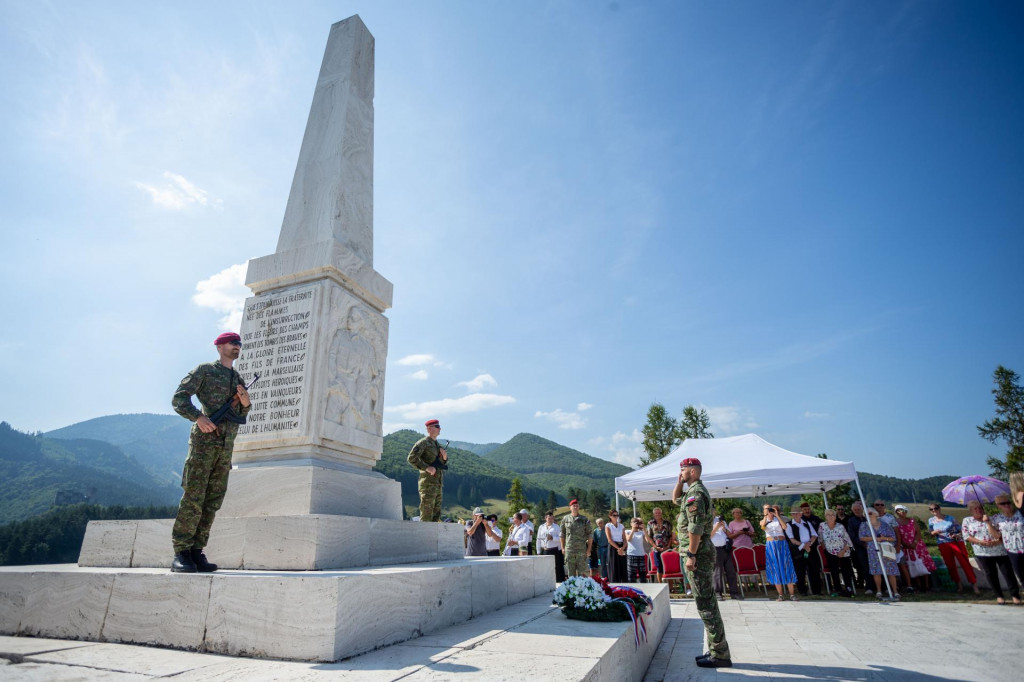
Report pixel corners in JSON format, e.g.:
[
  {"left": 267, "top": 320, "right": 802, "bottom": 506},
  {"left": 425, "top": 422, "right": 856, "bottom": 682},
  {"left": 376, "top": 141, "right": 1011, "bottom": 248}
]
[
  {"left": 753, "top": 544, "right": 767, "bottom": 574},
  {"left": 818, "top": 544, "right": 833, "bottom": 594},
  {"left": 659, "top": 550, "right": 687, "bottom": 594},
  {"left": 645, "top": 551, "right": 661, "bottom": 582},
  {"left": 733, "top": 546, "right": 768, "bottom": 597}
]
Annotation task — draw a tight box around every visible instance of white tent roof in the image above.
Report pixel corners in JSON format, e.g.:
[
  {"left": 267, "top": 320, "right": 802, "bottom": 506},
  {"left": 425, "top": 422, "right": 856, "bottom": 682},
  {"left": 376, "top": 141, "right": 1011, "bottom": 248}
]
[{"left": 615, "top": 433, "right": 858, "bottom": 501}]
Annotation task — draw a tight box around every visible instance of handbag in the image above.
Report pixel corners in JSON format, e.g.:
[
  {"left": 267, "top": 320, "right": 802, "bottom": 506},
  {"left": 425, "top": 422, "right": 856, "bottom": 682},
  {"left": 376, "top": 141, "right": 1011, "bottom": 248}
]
[
  {"left": 908, "top": 555, "right": 929, "bottom": 577},
  {"left": 879, "top": 542, "right": 897, "bottom": 562}
]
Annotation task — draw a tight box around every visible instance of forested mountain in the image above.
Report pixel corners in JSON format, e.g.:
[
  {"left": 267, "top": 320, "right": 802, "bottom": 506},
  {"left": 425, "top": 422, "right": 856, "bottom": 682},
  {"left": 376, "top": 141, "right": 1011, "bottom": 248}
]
[
  {"left": 855, "top": 472, "right": 957, "bottom": 505},
  {"left": 376, "top": 430, "right": 552, "bottom": 512},
  {"left": 480, "top": 433, "right": 632, "bottom": 498},
  {"left": 47, "top": 413, "right": 190, "bottom": 486},
  {"left": 0, "top": 422, "right": 181, "bottom": 524},
  {"left": 448, "top": 440, "right": 502, "bottom": 456}
]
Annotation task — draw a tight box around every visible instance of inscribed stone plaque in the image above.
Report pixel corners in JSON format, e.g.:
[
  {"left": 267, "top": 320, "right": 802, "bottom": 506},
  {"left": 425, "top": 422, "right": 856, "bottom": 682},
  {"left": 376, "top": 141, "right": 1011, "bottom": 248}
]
[{"left": 235, "top": 285, "right": 318, "bottom": 439}]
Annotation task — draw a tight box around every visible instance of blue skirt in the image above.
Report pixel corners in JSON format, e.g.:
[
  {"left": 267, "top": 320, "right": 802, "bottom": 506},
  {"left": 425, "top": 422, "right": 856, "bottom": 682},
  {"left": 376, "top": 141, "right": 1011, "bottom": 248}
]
[{"left": 765, "top": 540, "right": 797, "bottom": 585}]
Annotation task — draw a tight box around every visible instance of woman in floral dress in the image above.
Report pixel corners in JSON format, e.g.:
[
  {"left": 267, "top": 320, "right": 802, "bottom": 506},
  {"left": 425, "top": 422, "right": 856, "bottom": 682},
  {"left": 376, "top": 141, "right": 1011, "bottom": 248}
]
[
  {"left": 860, "top": 509, "right": 900, "bottom": 600},
  {"left": 894, "top": 505, "right": 935, "bottom": 593}
]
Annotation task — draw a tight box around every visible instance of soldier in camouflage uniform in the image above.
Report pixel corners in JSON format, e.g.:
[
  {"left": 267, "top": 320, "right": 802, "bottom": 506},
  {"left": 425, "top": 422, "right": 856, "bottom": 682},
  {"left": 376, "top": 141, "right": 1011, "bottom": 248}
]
[
  {"left": 170, "top": 332, "right": 251, "bottom": 573},
  {"left": 407, "top": 419, "right": 447, "bottom": 522},
  {"left": 673, "top": 457, "right": 732, "bottom": 668},
  {"left": 560, "top": 498, "right": 593, "bottom": 578}
]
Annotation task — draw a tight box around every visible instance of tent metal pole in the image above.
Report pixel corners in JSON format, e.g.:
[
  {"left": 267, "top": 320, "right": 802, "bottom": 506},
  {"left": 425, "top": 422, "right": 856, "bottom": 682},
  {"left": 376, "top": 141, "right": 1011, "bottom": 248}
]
[
  {"left": 854, "top": 475, "right": 894, "bottom": 600},
  {"left": 632, "top": 499, "right": 637, "bottom": 518},
  {"left": 822, "top": 490, "right": 830, "bottom": 510},
  {"left": 615, "top": 489, "right": 620, "bottom": 513}
]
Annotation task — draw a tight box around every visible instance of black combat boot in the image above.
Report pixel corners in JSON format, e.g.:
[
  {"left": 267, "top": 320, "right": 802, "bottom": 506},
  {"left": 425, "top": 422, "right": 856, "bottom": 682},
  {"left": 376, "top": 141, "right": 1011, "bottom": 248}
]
[
  {"left": 172, "top": 551, "right": 197, "bottom": 573},
  {"left": 190, "top": 548, "right": 218, "bottom": 573}
]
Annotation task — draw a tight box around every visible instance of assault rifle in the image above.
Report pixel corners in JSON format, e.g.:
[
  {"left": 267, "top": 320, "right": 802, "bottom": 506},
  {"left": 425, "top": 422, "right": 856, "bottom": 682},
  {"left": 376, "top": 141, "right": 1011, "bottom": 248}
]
[
  {"left": 210, "top": 373, "right": 260, "bottom": 425},
  {"left": 432, "top": 439, "right": 450, "bottom": 471}
]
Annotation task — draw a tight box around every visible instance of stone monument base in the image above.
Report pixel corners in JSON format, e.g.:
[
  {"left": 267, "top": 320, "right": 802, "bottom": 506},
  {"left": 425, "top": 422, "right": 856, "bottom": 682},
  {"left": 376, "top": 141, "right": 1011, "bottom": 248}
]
[
  {"left": 217, "top": 464, "right": 403, "bottom": 520},
  {"left": 77, "top": 515, "right": 462, "bottom": 571},
  {"left": 0, "top": 557, "right": 555, "bottom": 662}
]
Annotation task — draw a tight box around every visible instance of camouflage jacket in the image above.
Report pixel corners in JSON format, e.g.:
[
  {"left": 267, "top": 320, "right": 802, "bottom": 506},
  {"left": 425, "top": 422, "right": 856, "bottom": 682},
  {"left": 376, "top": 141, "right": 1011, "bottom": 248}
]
[
  {"left": 172, "top": 362, "right": 251, "bottom": 434},
  {"left": 407, "top": 436, "right": 443, "bottom": 472},
  {"left": 561, "top": 513, "right": 593, "bottom": 552},
  {"left": 677, "top": 479, "right": 713, "bottom": 545}
]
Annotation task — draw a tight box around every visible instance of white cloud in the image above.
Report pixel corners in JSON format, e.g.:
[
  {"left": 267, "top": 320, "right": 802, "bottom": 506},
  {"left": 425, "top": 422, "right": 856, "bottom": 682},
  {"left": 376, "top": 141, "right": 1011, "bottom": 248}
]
[
  {"left": 386, "top": 393, "right": 516, "bottom": 420},
  {"left": 535, "top": 407, "right": 587, "bottom": 430},
  {"left": 192, "top": 263, "right": 248, "bottom": 330},
  {"left": 383, "top": 421, "right": 418, "bottom": 434},
  {"left": 396, "top": 353, "right": 449, "bottom": 368},
  {"left": 703, "top": 405, "right": 759, "bottom": 435},
  {"left": 134, "top": 171, "right": 221, "bottom": 211},
  {"left": 803, "top": 411, "right": 831, "bottom": 419},
  {"left": 577, "top": 402, "right": 594, "bottom": 412},
  {"left": 408, "top": 369, "right": 429, "bottom": 381},
  {"left": 590, "top": 429, "right": 644, "bottom": 467},
  {"left": 457, "top": 373, "right": 497, "bottom": 391}
]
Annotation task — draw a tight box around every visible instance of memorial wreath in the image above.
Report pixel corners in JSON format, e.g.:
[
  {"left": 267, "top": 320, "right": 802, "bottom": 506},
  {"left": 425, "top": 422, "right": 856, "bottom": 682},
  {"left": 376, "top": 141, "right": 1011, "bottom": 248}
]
[{"left": 552, "top": 576, "right": 653, "bottom": 646}]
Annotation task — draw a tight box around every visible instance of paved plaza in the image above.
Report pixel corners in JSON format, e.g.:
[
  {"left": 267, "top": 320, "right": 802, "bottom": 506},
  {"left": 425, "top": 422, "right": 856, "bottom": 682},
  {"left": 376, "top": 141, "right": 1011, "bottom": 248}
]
[
  {"left": 1, "top": 596, "right": 1020, "bottom": 681},
  {"left": 646, "top": 598, "right": 1020, "bottom": 682}
]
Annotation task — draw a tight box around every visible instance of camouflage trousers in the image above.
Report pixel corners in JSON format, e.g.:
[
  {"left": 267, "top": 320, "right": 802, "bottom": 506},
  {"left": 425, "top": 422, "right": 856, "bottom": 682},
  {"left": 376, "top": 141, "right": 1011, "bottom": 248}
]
[
  {"left": 418, "top": 470, "right": 444, "bottom": 522},
  {"left": 564, "top": 549, "right": 590, "bottom": 577},
  {"left": 172, "top": 430, "right": 234, "bottom": 554},
  {"left": 686, "top": 545, "right": 731, "bottom": 660}
]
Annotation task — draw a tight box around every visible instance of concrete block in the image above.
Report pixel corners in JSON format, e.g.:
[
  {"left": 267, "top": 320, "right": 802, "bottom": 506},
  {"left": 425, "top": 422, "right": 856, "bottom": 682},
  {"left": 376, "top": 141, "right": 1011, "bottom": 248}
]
[
  {"left": 101, "top": 573, "right": 211, "bottom": 649},
  {"left": 19, "top": 571, "right": 114, "bottom": 640},
  {"left": 469, "top": 558, "right": 509, "bottom": 618},
  {"left": 369, "top": 518, "right": 437, "bottom": 565},
  {"left": 77, "top": 521, "right": 137, "bottom": 568},
  {"left": 128, "top": 519, "right": 173, "bottom": 568},
  {"left": 0, "top": 571, "right": 33, "bottom": 633},
  {"left": 315, "top": 515, "right": 372, "bottom": 568},
  {"left": 505, "top": 558, "right": 535, "bottom": 604},
  {"left": 206, "top": 574, "right": 340, "bottom": 661},
  {"left": 437, "top": 522, "right": 467, "bottom": 561},
  {"left": 531, "top": 553, "right": 556, "bottom": 596}
]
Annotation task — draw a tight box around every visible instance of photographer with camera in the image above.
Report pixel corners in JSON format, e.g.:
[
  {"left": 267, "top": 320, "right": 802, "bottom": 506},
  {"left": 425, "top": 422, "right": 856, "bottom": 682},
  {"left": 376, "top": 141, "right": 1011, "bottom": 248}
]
[{"left": 760, "top": 503, "right": 798, "bottom": 601}]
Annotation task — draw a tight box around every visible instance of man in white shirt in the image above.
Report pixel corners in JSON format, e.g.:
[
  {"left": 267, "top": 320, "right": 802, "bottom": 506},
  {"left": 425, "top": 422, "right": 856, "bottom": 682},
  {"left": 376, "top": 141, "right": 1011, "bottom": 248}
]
[
  {"left": 507, "top": 512, "right": 532, "bottom": 556},
  {"left": 484, "top": 514, "right": 503, "bottom": 556},
  {"left": 520, "top": 509, "right": 535, "bottom": 556},
  {"left": 786, "top": 507, "right": 821, "bottom": 596},
  {"left": 537, "top": 511, "right": 565, "bottom": 582}
]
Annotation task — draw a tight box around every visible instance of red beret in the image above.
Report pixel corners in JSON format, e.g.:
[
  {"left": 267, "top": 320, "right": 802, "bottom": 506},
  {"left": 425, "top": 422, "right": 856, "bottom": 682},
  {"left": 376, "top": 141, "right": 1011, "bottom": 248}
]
[
  {"left": 680, "top": 457, "right": 702, "bottom": 468},
  {"left": 569, "top": 499, "right": 578, "bottom": 505},
  {"left": 425, "top": 419, "right": 440, "bottom": 427},
  {"left": 214, "top": 332, "right": 241, "bottom": 345}
]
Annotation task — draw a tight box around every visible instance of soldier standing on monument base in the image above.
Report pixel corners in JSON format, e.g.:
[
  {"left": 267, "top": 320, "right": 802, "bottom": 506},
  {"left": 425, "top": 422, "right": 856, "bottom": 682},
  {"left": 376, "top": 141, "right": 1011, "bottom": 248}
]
[
  {"left": 673, "top": 457, "right": 732, "bottom": 668},
  {"left": 170, "top": 332, "right": 251, "bottom": 573},
  {"left": 561, "top": 499, "right": 593, "bottom": 578},
  {"left": 407, "top": 419, "right": 447, "bottom": 521}
]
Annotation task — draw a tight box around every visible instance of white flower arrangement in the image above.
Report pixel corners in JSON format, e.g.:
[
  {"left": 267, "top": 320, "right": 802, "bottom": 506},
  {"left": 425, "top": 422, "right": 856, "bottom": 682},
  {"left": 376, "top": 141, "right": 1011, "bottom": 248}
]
[{"left": 552, "top": 576, "right": 611, "bottom": 611}]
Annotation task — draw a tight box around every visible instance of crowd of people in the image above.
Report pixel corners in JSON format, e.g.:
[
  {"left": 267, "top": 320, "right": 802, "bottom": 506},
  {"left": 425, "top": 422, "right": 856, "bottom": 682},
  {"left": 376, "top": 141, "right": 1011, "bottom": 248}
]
[{"left": 461, "top": 484, "right": 1024, "bottom": 605}]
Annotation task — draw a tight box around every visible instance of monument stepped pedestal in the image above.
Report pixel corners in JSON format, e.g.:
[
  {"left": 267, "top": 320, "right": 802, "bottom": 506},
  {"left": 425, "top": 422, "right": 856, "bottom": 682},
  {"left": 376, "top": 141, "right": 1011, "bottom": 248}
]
[{"left": 0, "top": 556, "right": 555, "bottom": 662}]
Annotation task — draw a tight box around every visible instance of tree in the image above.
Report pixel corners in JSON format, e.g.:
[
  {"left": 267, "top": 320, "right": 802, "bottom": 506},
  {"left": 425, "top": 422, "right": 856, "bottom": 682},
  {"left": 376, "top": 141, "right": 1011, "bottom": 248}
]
[
  {"left": 979, "top": 366, "right": 1024, "bottom": 480},
  {"left": 799, "top": 454, "right": 855, "bottom": 515},
  {"left": 641, "top": 403, "right": 680, "bottom": 466},
  {"left": 679, "top": 405, "right": 714, "bottom": 440},
  {"left": 588, "top": 489, "right": 609, "bottom": 517},
  {"left": 546, "top": 490, "right": 558, "bottom": 512}
]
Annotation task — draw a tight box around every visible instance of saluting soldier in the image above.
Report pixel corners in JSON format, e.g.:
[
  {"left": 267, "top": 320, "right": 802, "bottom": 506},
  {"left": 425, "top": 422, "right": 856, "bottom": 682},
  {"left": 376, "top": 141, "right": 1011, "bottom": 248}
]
[
  {"left": 672, "top": 457, "right": 732, "bottom": 668},
  {"left": 407, "top": 419, "right": 447, "bottom": 521},
  {"left": 560, "top": 499, "right": 593, "bottom": 578},
  {"left": 170, "top": 332, "right": 251, "bottom": 573}
]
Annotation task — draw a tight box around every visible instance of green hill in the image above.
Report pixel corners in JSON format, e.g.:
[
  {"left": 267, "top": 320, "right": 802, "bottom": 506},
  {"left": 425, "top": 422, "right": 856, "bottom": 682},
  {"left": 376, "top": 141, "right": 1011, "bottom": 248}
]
[
  {"left": 480, "top": 433, "right": 633, "bottom": 498},
  {"left": 0, "top": 422, "right": 182, "bottom": 525},
  {"left": 376, "top": 430, "right": 553, "bottom": 516},
  {"left": 448, "top": 440, "right": 502, "bottom": 456},
  {"left": 47, "top": 413, "right": 191, "bottom": 486}
]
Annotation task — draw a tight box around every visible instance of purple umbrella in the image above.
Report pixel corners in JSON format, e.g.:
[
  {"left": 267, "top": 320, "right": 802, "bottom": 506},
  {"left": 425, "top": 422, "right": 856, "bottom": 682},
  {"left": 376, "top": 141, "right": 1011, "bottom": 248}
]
[{"left": 942, "top": 475, "right": 1010, "bottom": 506}]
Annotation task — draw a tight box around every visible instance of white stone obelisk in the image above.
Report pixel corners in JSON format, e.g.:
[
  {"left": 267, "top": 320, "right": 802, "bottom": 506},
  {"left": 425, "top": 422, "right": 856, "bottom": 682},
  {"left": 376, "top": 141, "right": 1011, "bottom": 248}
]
[{"left": 223, "top": 15, "right": 401, "bottom": 519}]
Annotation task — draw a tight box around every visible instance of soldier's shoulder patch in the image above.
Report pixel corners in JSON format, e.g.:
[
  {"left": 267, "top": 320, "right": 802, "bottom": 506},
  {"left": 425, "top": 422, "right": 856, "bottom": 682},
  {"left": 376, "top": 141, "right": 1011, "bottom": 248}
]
[{"left": 686, "top": 495, "right": 697, "bottom": 505}]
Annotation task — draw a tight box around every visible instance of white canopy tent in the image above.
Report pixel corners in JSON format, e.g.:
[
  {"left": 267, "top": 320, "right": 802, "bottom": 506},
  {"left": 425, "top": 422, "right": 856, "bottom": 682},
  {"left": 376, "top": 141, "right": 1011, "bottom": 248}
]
[
  {"left": 613, "top": 433, "right": 893, "bottom": 598},
  {"left": 615, "top": 434, "right": 858, "bottom": 501}
]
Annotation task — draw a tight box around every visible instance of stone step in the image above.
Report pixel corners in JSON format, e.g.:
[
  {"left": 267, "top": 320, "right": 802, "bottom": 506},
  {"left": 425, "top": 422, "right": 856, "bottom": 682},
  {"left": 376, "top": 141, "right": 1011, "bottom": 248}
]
[
  {"left": 0, "top": 584, "right": 670, "bottom": 681},
  {"left": 0, "top": 556, "right": 555, "bottom": 662},
  {"left": 78, "top": 515, "right": 465, "bottom": 571}
]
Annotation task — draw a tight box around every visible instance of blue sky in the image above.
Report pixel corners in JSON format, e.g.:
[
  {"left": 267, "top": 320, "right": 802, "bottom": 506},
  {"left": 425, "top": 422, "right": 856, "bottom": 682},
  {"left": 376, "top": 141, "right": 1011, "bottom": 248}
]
[{"left": 1, "top": 1, "right": 1021, "bottom": 479}]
